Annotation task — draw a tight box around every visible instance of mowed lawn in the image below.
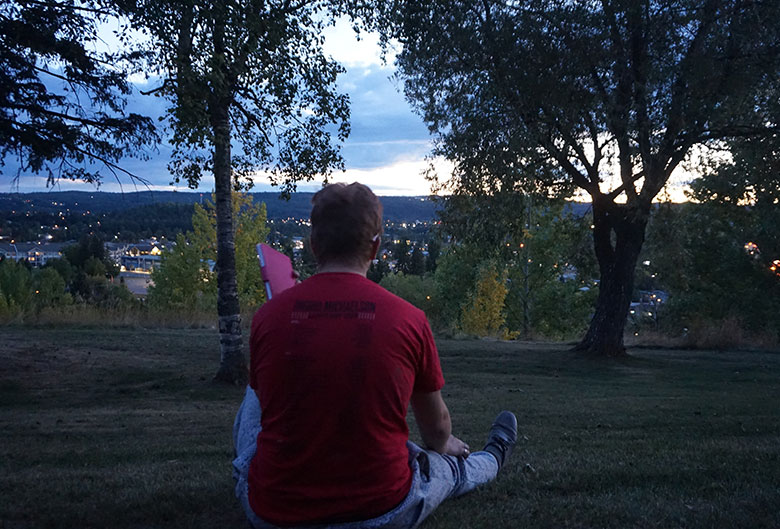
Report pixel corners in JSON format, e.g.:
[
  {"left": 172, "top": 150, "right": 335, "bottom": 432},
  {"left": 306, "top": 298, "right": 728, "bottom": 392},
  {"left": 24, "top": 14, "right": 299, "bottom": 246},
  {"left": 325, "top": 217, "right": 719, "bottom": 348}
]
[{"left": 1, "top": 327, "right": 778, "bottom": 529}]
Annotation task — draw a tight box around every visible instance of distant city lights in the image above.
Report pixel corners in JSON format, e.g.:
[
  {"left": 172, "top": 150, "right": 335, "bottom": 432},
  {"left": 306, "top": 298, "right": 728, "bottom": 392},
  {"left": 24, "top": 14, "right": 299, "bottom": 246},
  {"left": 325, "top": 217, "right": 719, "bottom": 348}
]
[{"left": 744, "top": 241, "right": 759, "bottom": 256}]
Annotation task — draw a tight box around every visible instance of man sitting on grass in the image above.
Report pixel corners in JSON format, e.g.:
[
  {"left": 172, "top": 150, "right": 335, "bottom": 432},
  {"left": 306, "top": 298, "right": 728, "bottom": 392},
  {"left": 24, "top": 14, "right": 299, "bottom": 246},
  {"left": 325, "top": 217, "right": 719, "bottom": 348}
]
[{"left": 233, "top": 182, "right": 517, "bottom": 528}]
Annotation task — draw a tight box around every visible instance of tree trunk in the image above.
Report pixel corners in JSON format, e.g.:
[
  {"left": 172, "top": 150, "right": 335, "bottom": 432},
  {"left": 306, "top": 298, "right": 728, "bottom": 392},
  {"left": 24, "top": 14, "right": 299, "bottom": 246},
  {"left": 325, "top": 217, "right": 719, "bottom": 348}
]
[
  {"left": 522, "top": 193, "right": 531, "bottom": 338},
  {"left": 574, "top": 197, "right": 649, "bottom": 357},
  {"left": 211, "top": 100, "right": 246, "bottom": 385},
  {"left": 208, "top": 14, "right": 246, "bottom": 384}
]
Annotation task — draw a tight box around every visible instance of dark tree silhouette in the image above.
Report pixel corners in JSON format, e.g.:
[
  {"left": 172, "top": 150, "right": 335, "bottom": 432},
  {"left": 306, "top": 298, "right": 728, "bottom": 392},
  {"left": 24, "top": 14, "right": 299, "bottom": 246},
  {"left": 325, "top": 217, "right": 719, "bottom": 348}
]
[
  {"left": 379, "top": 0, "right": 780, "bottom": 356},
  {"left": 0, "top": 1, "right": 157, "bottom": 186}
]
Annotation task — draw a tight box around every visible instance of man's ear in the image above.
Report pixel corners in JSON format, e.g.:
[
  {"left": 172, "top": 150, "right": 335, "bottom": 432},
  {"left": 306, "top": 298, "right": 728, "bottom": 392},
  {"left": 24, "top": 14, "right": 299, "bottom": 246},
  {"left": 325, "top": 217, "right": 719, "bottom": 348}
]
[{"left": 369, "top": 236, "right": 381, "bottom": 260}]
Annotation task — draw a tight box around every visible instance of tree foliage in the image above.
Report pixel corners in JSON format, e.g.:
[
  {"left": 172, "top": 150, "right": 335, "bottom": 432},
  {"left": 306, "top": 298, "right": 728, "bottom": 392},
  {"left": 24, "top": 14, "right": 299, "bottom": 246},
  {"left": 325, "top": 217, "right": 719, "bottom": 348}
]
[
  {"left": 148, "top": 231, "right": 212, "bottom": 311},
  {"left": 642, "top": 201, "right": 780, "bottom": 342},
  {"left": 0, "top": 258, "right": 32, "bottom": 312},
  {"left": 135, "top": 0, "right": 351, "bottom": 193},
  {"left": 379, "top": 272, "right": 435, "bottom": 314},
  {"left": 133, "top": 0, "right": 355, "bottom": 383},
  {"left": 425, "top": 237, "right": 440, "bottom": 272},
  {"left": 0, "top": 234, "right": 138, "bottom": 317},
  {"left": 367, "top": 255, "right": 390, "bottom": 283},
  {"left": 0, "top": 1, "right": 157, "bottom": 185},
  {"left": 0, "top": 259, "right": 75, "bottom": 315},
  {"left": 429, "top": 245, "right": 481, "bottom": 332},
  {"left": 689, "top": 133, "right": 780, "bottom": 262},
  {"left": 639, "top": 120, "right": 780, "bottom": 344},
  {"left": 505, "top": 205, "right": 597, "bottom": 339},
  {"left": 63, "top": 234, "right": 118, "bottom": 276},
  {"left": 381, "top": 0, "right": 780, "bottom": 356},
  {"left": 429, "top": 197, "right": 597, "bottom": 339},
  {"left": 149, "top": 193, "right": 269, "bottom": 311},
  {"left": 409, "top": 246, "right": 426, "bottom": 276},
  {"left": 460, "top": 262, "right": 508, "bottom": 338},
  {"left": 393, "top": 238, "right": 412, "bottom": 274}
]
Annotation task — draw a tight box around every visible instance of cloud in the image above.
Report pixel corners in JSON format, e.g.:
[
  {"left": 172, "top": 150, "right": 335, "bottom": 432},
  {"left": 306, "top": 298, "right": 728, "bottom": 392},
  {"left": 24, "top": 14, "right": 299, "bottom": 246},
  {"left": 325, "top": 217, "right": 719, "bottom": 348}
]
[
  {"left": 322, "top": 17, "right": 394, "bottom": 68},
  {"left": 1, "top": 28, "right": 439, "bottom": 196},
  {"left": 236, "top": 156, "right": 453, "bottom": 197},
  {"left": 337, "top": 66, "right": 432, "bottom": 170},
  {"left": 329, "top": 157, "right": 453, "bottom": 196}
]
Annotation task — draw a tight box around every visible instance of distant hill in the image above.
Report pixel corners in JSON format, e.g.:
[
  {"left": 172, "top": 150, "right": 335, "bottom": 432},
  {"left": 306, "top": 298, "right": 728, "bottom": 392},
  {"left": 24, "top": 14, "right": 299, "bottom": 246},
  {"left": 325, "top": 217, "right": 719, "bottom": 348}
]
[
  {"left": 0, "top": 191, "right": 600, "bottom": 229},
  {"left": 565, "top": 202, "right": 592, "bottom": 217},
  {"left": 0, "top": 190, "right": 440, "bottom": 221}
]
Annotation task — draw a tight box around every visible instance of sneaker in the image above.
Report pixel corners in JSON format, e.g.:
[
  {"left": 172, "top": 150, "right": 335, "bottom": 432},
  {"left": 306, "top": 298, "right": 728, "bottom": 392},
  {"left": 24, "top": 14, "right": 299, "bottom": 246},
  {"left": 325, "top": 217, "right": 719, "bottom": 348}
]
[{"left": 483, "top": 411, "right": 518, "bottom": 469}]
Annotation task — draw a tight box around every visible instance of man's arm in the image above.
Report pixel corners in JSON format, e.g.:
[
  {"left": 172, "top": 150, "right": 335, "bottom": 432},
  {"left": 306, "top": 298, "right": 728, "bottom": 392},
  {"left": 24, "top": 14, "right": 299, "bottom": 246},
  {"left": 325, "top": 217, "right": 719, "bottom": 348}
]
[{"left": 411, "top": 390, "right": 470, "bottom": 457}]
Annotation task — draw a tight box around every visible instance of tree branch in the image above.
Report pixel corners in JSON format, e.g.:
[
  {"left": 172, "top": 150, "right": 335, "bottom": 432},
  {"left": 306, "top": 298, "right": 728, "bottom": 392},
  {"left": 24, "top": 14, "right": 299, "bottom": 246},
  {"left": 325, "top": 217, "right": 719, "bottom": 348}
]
[
  {"left": 629, "top": 3, "right": 652, "bottom": 173},
  {"left": 659, "top": 0, "right": 720, "bottom": 161},
  {"left": 480, "top": 1, "right": 597, "bottom": 197},
  {"left": 583, "top": 111, "right": 604, "bottom": 178},
  {"left": 32, "top": 65, "right": 82, "bottom": 85},
  {"left": 541, "top": 137, "right": 600, "bottom": 196},
  {"left": 546, "top": 110, "right": 595, "bottom": 178},
  {"left": 233, "top": 101, "right": 274, "bottom": 147},
  {"left": 22, "top": 0, "right": 115, "bottom": 17},
  {"left": 607, "top": 170, "right": 645, "bottom": 201},
  {"left": 9, "top": 105, "right": 122, "bottom": 131},
  {"left": 140, "top": 79, "right": 173, "bottom": 96},
  {"left": 12, "top": 120, "right": 152, "bottom": 187}
]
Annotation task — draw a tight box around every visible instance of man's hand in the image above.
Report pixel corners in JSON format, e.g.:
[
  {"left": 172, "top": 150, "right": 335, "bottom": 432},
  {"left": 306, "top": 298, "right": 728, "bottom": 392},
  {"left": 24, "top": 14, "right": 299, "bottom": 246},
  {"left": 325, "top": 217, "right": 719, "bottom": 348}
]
[
  {"left": 444, "top": 434, "right": 470, "bottom": 458},
  {"left": 411, "top": 390, "right": 469, "bottom": 458}
]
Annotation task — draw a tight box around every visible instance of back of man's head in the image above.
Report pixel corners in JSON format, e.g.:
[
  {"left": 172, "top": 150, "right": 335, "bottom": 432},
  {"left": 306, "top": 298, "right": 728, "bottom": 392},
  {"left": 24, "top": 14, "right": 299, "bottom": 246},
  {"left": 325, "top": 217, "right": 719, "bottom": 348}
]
[{"left": 310, "top": 183, "right": 383, "bottom": 267}]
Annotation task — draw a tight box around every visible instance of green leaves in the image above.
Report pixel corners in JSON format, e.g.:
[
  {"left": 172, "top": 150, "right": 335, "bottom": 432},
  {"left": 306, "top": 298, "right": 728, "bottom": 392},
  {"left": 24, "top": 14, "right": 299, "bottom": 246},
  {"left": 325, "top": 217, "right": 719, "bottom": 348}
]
[
  {"left": 148, "top": 231, "right": 213, "bottom": 311},
  {"left": 148, "top": 192, "right": 270, "bottom": 311},
  {"left": 0, "top": 1, "right": 158, "bottom": 185},
  {"left": 387, "top": 0, "right": 780, "bottom": 204},
  {"left": 642, "top": 198, "right": 780, "bottom": 339},
  {"left": 136, "top": 0, "right": 351, "bottom": 192},
  {"left": 0, "top": 259, "right": 33, "bottom": 312}
]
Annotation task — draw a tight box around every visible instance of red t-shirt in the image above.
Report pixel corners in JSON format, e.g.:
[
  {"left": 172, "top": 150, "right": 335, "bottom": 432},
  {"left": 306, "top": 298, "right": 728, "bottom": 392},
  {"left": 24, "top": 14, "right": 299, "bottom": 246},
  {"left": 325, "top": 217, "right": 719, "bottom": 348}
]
[{"left": 248, "top": 273, "right": 444, "bottom": 526}]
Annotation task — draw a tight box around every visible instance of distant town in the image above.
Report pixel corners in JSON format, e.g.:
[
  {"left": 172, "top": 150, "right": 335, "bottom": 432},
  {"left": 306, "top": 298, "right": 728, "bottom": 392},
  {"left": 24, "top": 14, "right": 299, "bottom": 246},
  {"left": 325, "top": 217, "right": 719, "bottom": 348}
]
[{"left": 0, "top": 191, "right": 441, "bottom": 297}]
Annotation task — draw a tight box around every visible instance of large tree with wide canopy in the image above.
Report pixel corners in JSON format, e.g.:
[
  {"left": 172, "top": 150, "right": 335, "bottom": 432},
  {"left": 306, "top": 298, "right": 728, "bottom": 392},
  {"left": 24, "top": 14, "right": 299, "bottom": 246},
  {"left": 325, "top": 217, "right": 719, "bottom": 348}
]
[
  {"left": 134, "top": 0, "right": 356, "bottom": 383},
  {"left": 378, "top": 0, "right": 780, "bottom": 356}
]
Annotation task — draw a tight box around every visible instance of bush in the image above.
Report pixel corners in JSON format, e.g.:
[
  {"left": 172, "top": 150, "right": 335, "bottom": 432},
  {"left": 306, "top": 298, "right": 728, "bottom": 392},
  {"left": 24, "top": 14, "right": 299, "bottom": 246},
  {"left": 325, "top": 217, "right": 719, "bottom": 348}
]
[
  {"left": 642, "top": 202, "right": 780, "bottom": 347},
  {"left": 523, "top": 280, "right": 598, "bottom": 340},
  {"left": 148, "top": 233, "right": 216, "bottom": 312},
  {"left": 379, "top": 272, "right": 436, "bottom": 314},
  {"left": 429, "top": 247, "right": 481, "bottom": 332},
  {"left": 460, "top": 262, "right": 509, "bottom": 338},
  {"left": 0, "top": 259, "right": 33, "bottom": 313},
  {"left": 148, "top": 192, "right": 269, "bottom": 313},
  {"left": 32, "top": 267, "right": 72, "bottom": 310}
]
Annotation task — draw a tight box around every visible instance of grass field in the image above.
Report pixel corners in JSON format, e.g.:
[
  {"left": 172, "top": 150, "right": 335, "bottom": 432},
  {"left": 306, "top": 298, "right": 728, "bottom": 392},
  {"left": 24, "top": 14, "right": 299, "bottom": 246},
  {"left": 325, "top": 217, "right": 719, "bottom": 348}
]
[{"left": 1, "top": 326, "right": 778, "bottom": 528}]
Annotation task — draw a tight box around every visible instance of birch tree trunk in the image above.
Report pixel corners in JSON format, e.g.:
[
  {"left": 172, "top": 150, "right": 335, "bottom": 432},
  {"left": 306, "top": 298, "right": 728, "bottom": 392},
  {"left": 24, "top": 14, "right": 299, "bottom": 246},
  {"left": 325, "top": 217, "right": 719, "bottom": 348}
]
[
  {"left": 210, "top": 14, "right": 246, "bottom": 385},
  {"left": 211, "top": 110, "right": 246, "bottom": 385}
]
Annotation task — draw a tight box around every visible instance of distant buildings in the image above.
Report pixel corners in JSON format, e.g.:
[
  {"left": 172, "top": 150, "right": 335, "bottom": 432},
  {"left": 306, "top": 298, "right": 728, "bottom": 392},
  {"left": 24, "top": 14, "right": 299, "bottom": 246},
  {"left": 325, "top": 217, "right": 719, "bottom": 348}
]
[
  {"left": 0, "top": 238, "right": 165, "bottom": 274},
  {"left": 106, "top": 239, "right": 164, "bottom": 273},
  {"left": 629, "top": 290, "right": 669, "bottom": 325},
  {"left": 0, "top": 241, "right": 67, "bottom": 267}
]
